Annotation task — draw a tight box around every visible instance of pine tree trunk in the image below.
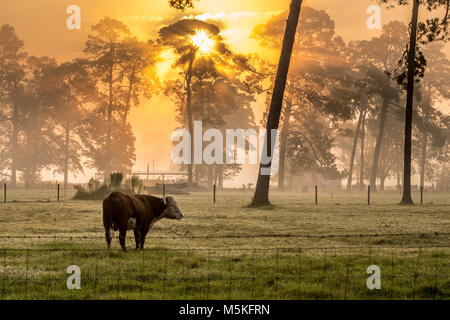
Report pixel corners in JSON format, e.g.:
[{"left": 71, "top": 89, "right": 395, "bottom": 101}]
[
  {"left": 64, "top": 125, "right": 70, "bottom": 190},
  {"left": 218, "top": 165, "right": 223, "bottom": 189},
  {"left": 194, "top": 164, "right": 200, "bottom": 184},
  {"left": 123, "top": 68, "right": 135, "bottom": 125},
  {"left": 186, "top": 53, "right": 195, "bottom": 185},
  {"left": 207, "top": 165, "right": 213, "bottom": 189},
  {"left": 420, "top": 133, "right": 427, "bottom": 188},
  {"left": 251, "top": 0, "right": 303, "bottom": 206},
  {"left": 401, "top": 0, "right": 419, "bottom": 205},
  {"left": 370, "top": 100, "right": 389, "bottom": 192},
  {"left": 106, "top": 52, "right": 114, "bottom": 177},
  {"left": 10, "top": 101, "right": 18, "bottom": 188},
  {"left": 347, "top": 109, "right": 363, "bottom": 191},
  {"left": 277, "top": 98, "right": 293, "bottom": 191},
  {"left": 380, "top": 150, "right": 385, "bottom": 191},
  {"left": 359, "top": 110, "right": 366, "bottom": 191}
]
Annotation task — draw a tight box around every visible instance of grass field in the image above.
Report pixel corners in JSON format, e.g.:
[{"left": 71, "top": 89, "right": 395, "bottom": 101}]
[{"left": 0, "top": 188, "right": 449, "bottom": 299}]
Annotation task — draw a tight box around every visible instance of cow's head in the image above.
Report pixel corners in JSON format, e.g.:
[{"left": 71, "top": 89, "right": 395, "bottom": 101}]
[{"left": 161, "top": 196, "right": 183, "bottom": 220}]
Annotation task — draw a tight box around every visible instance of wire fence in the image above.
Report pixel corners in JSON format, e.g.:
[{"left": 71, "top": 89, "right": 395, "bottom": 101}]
[
  {"left": 1, "top": 184, "right": 449, "bottom": 205},
  {"left": 0, "top": 232, "right": 448, "bottom": 241},
  {"left": 1, "top": 246, "right": 448, "bottom": 300}
]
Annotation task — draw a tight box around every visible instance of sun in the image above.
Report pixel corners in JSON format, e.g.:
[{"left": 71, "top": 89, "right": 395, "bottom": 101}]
[{"left": 190, "top": 30, "right": 215, "bottom": 54}]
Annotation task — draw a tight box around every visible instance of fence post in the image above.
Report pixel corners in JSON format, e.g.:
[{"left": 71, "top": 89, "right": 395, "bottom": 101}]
[
  {"left": 368, "top": 185, "right": 371, "bottom": 205},
  {"left": 3, "top": 183, "right": 5, "bottom": 203},
  {"left": 57, "top": 184, "right": 60, "bottom": 202},
  {"left": 213, "top": 184, "right": 216, "bottom": 203},
  {"left": 315, "top": 186, "right": 318, "bottom": 205},
  {"left": 162, "top": 174, "right": 165, "bottom": 198},
  {"left": 420, "top": 186, "right": 423, "bottom": 205}
]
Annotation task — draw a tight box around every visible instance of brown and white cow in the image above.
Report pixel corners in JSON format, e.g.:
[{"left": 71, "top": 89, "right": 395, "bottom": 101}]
[{"left": 102, "top": 191, "right": 183, "bottom": 251}]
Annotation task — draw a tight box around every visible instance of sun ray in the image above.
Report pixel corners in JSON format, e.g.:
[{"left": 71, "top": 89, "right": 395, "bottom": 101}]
[{"left": 191, "top": 30, "right": 215, "bottom": 54}]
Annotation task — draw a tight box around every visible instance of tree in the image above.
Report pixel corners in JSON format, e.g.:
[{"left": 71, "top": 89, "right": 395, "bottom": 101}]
[
  {"left": 40, "top": 59, "right": 97, "bottom": 189},
  {"left": 251, "top": 0, "right": 303, "bottom": 206},
  {"left": 0, "top": 24, "right": 27, "bottom": 187},
  {"left": 346, "top": 96, "right": 368, "bottom": 191},
  {"left": 251, "top": 6, "right": 349, "bottom": 191},
  {"left": 83, "top": 18, "right": 157, "bottom": 176},
  {"left": 415, "top": 43, "right": 450, "bottom": 188},
  {"left": 348, "top": 21, "right": 407, "bottom": 192},
  {"left": 15, "top": 56, "right": 59, "bottom": 185},
  {"left": 169, "top": 0, "right": 198, "bottom": 10},
  {"left": 160, "top": 19, "right": 234, "bottom": 185},
  {"left": 84, "top": 18, "right": 132, "bottom": 176},
  {"left": 287, "top": 102, "right": 342, "bottom": 182},
  {"left": 162, "top": 19, "right": 256, "bottom": 187},
  {"left": 120, "top": 38, "right": 160, "bottom": 125},
  {"left": 377, "top": 0, "right": 449, "bottom": 204}
]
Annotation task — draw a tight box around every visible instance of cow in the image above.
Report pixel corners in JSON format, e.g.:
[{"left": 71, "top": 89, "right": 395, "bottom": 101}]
[{"left": 102, "top": 191, "right": 183, "bottom": 251}]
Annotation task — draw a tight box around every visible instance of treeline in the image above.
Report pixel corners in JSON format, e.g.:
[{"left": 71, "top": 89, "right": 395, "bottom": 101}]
[
  {"left": 0, "top": 7, "right": 449, "bottom": 191},
  {"left": 0, "top": 16, "right": 263, "bottom": 190},
  {"left": 251, "top": 8, "right": 449, "bottom": 192},
  {"left": 0, "top": 18, "right": 158, "bottom": 188}
]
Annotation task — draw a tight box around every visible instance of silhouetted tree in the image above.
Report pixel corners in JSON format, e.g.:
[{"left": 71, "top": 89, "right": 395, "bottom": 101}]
[
  {"left": 251, "top": 6, "right": 350, "bottom": 191},
  {"left": 378, "top": 0, "right": 449, "bottom": 204},
  {"left": 0, "top": 25, "right": 27, "bottom": 187},
  {"left": 83, "top": 18, "right": 157, "bottom": 176},
  {"left": 84, "top": 18, "right": 135, "bottom": 176},
  {"left": 348, "top": 21, "right": 407, "bottom": 192},
  {"left": 162, "top": 19, "right": 256, "bottom": 187},
  {"left": 40, "top": 59, "right": 97, "bottom": 189}
]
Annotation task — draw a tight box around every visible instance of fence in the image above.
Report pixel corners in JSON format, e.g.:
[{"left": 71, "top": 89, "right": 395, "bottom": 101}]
[
  {"left": 1, "top": 183, "right": 448, "bottom": 205},
  {"left": 1, "top": 183, "right": 73, "bottom": 203},
  {"left": 1, "top": 246, "right": 448, "bottom": 300}
]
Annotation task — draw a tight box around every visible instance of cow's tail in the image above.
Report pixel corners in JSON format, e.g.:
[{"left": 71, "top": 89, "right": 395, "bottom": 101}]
[{"left": 102, "top": 196, "right": 113, "bottom": 248}]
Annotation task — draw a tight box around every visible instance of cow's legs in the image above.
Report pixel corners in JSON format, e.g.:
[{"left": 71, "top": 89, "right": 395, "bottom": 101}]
[
  {"left": 119, "top": 226, "right": 127, "bottom": 252},
  {"left": 139, "top": 226, "right": 149, "bottom": 250},
  {"left": 133, "top": 230, "right": 140, "bottom": 249},
  {"left": 105, "top": 229, "right": 112, "bottom": 249}
]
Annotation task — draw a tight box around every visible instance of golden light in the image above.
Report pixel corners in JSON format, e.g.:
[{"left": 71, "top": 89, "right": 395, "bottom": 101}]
[{"left": 190, "top": 30, "right": 215, "bottom": 54}]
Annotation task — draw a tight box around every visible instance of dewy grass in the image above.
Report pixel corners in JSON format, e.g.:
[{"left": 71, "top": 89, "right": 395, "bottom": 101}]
[
  {"left": 0, "top": 189, "right": 448, "bottom": 299},
  {"left": 0, "top": 247, "right": 448, "bottom": 300}
]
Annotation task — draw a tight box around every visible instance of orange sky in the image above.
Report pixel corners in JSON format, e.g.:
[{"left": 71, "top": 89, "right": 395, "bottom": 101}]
[{"left": 1, "top": 0, "right": 448, "bottom": 185}]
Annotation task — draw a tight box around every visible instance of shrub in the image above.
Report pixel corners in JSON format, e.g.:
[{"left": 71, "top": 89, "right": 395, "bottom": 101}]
[
  {"left": 108, "top": 172, "right": 124, "bottom": 190},
  {"left": 73, "top": 183, "right": 110, "bottom": 200},
  {"left": 73, "top": 172, "right": 145, "bottom": 200},
  {"left": 128, "top": 175, "right": 145, "bottom": 194}
]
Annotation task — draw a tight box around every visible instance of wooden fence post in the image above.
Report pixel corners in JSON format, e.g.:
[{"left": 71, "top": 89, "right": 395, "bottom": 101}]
[
  {"left": 162, "top": 174, "right": 165, "bottom": 198},
  {"left": 3, "top": 183, "right": 6, "bottom": 203},
  {"left": 213, "top": 184, "right": 216, "bottom": 203},
  {"left": 57, "top": 184, "right": 60, "bottom": 202},
  {"left": 315, "top": 186, "right": 318, "bottom": 205},
  {"left": 368, "top": 185, "right": 371, "bottom": 205},
  {"left": 420, "top": 186, "right": 423, "bottom": 205}
]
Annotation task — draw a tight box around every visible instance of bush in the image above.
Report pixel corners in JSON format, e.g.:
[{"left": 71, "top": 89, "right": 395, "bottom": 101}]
[
  {"left": 73, "top": 183, "right": 110, "bottom": 200},
  {"left": 128, "top": 175, "right": 145, "bottom": 194},
  {"left": 108, "top": 172, "right": 124, "bottom": 191},
  {"left": 73, "top": 172, "right": 145, "bottom": 200}
]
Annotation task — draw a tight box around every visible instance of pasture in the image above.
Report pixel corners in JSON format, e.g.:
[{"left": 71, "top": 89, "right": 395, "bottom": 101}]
[{"left": 0, "top": 188, "right": 449, "bottom": 299}]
